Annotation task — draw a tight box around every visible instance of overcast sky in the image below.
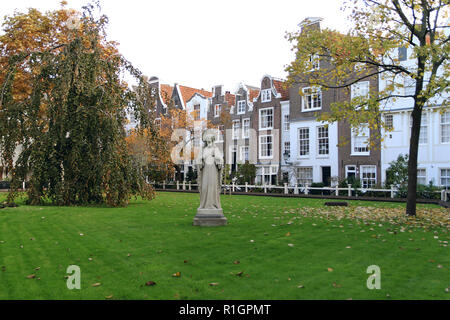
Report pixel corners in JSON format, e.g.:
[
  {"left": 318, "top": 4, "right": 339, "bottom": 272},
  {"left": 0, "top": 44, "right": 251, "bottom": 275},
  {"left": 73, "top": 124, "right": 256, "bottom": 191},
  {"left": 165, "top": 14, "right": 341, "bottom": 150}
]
[{"left": 1, "top": 0, "right": 352, "bottom": 91}]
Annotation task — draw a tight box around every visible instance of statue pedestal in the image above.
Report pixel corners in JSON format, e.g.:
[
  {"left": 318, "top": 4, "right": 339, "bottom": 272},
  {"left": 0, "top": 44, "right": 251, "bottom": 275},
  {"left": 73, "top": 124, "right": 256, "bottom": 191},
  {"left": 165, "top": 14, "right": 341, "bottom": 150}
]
[{"left": 193, "top": 209, "right": 227, "bottom": 227}]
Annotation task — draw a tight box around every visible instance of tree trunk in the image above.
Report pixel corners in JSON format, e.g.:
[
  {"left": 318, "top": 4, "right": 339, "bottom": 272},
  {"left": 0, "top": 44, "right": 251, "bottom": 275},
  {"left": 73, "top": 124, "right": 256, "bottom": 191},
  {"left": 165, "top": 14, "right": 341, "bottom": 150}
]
[{"left": 406, "top": 107, "right": 422, "bottom": 216}]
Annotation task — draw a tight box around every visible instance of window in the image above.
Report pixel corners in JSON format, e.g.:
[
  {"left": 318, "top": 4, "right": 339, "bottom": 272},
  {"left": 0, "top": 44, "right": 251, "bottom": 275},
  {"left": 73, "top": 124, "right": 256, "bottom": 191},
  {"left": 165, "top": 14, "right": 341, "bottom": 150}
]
[
  {"left": 241, "top": 146, "right": 249, "bottom": 162},
  {"left": 302, "top": 87, "right": 322, "bottom": 111},
  {"left": 317, "top": 126, "right": 329, "bottom": 155},
  {"left": 217, "top": 125, "right": 224, "bottom": 142},
  {"left": 404, "top": 78, "right": 415, "bottom": 96},
  {"left": 193, "top": 104, "right": 200, "bottom": 120},
  {"left": 242, "top": 118, "right": 250, "bottom": 139},
  {"left": 237, "top": 100, "right": 246, "bottom": 114},
  {"left": 214, "top": 104, "right": 221, "bottom": 117},
  {"left": 258, "top": 166, "right": 277, "bottom": 185},
  {"left": 259, "top": 108, "right": 273, "bottom": 130},
  {"left": 298, "top": 128, "right": 310, "bottom": 156},
  {"left": 345, "top": 165, "right": 357, "bottom": 182},
  {"left": 232, "top": 120, "right": 241, "bottom": 140},
  {"left": 398, "top": 47, "right": 407, "bottom": 61},
  {"left": 296, "top": 167, "right": 313, "bottom": 186},
  {"left": 385, "top": 114, "right": 394, "bottom": 131},
  {"left": 441, "top": 111, "right": 450, "bottom": 143},
  {"left": 259, "top": 135, "right": 273, "bottom": 158},
  {"left": 261, "top": 89, "right": 271, "bottom": 103},
  {"left": 441, "top": 169, "right": 450, "bottom": 187},
  {"left": 360, "top": 165, "right": 376, "bottom": 188},
  {"left": 309, "top": 54, "right": 320, "bottom": 70},
  {"left": 352, "top": 125, "right": 370, "bottom": 155},
  {"left": 283, "top": 114, "right": 290, "bottom": 131},
  {"left": 351, "top": 81, "right": 370, "bottom": 99},
  {"left": 410, "top": 113, "right": 428, "bottom": 144},
  {"left": 284, "top": 141, "right": 290, "bottom": 157},
  {"left": 417, "top": 168, "right": 427, "bottom": 185}
]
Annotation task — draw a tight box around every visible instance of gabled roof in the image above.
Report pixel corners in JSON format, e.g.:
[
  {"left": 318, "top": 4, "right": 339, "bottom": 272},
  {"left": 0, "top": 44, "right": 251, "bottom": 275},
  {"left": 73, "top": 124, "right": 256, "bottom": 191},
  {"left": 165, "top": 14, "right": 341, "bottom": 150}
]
[
  {"left": 160, "top": 84, "right": 173, "bottom": 105},
  {"left": 178, "top": 85, "right": 213, "bottom": 107},
  {"left": 248, "top": 88, "right": 260, "bottom": 102},
  {"left": 272, "top": 79, "right": 290, "bottom": 101}
]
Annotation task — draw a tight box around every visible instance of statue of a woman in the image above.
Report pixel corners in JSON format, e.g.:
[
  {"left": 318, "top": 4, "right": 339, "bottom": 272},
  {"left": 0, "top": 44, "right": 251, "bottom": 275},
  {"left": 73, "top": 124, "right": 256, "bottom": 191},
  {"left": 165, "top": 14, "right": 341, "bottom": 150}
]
[{"left": 193, "top": 132, "right": 227, "bottom": 226}]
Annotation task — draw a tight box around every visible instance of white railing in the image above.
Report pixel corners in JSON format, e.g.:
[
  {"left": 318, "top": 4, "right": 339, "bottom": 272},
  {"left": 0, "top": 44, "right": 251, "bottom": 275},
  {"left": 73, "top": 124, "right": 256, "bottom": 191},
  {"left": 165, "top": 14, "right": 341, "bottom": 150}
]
[{"left": 151, "top": 181, "right": 450, "bottom": 202}]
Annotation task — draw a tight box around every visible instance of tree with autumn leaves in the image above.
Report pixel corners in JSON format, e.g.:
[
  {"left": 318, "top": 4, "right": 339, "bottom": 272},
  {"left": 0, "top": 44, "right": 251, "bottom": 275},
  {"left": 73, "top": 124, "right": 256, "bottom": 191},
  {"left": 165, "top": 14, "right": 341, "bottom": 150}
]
[
  {"left": 286, "top": 0, "right": 449, "bottom": 216},
  {"left": 0, "top": 1, "right": 154, "bottom": 206}
]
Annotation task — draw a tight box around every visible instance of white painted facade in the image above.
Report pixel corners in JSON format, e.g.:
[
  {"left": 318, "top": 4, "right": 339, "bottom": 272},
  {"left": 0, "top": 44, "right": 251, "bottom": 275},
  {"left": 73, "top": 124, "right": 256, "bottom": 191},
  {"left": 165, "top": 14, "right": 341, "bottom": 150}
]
[
  {"left": 379, "top": 37, "right": 450, "bottom": 187},
  {"left": 287, "top": 120, "right": 338, "bottom": 186}
]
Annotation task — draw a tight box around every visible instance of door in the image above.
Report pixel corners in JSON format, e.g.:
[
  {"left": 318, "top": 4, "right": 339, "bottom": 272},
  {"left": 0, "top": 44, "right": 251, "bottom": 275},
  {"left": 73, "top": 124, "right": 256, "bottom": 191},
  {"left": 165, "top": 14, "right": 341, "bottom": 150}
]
[{"left": 322, "top": 166, "right": 331, "bottom": 186}]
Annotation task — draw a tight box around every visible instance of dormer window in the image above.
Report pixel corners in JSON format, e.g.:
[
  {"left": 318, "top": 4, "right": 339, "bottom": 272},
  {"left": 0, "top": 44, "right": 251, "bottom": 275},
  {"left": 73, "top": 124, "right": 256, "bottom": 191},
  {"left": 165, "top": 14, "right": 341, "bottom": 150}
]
[
  {"left": 309, "top": 54, "right": 320, "bottom": 71},
  {"left": 214, "top": 104, "right": 221, "bottom": 117},
  {"left": 302, "top": 87, "right": 322, "bottom": 111},
  {"left": 261, "top": 89, "right": 271, "bottom": 103},
  {"left": 237, "top": 100, "right": 246, "bottom": 114}
]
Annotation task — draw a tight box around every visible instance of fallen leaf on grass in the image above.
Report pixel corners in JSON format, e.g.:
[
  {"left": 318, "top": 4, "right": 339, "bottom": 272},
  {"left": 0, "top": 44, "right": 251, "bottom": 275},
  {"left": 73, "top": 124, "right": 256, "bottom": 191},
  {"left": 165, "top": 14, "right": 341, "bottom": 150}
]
[
  {"left": 145, "top": 281, "right": 156, "bottom": 286},
  {"left": 26, "top": 274, "right": 36, "bottom": 279},
  {"left": 172, "top": 272, "right": 181, "bottom": 277},
  {"left": 297, "top": 285, "right": 305, "bottom": 288},
  {"left": 236, "top": 271, "right": 244, "bottom": 277},
  {"left": 35, "top": 267, "right": 40, "bottom": 271},
  {"left": 288, "top": 244, "right": 294, "bottom": 247},
  {"left": 209, "top": 282, "right": 219, "bottom": 286},
  {"left": 106, "top": 295, "right": 113, "bottom": 299},
  {"left": 437, "top": 264, "right": 443, "bottom": 269},
  {"left": 332, "top": 282, "right": 342, "bottom": 288},
  {"left": 233, "top": 260, "right": 240, "bottom": 265},
  {"left": 92, "top": 283, "right": 101, "bottom": 287},
  {"left": 285, "top": 232, "right": 291, "bottom": 237},
  {"left": 327, "top": 268, "right": 334, "bottom": 272}
]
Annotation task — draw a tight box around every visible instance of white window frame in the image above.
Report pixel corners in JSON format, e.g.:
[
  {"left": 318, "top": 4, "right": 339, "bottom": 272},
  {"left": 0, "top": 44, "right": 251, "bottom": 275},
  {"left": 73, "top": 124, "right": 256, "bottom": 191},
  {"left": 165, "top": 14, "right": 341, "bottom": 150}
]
[
  {"left": 259, "top": 134, "right": 273, "bottom": 159},
  {"left": 360, "top": 165, "right": 377, "bottom": 189},
  {"left": 409, "top": 112, "right": 428, "bottom": 144},
  {"left": 261, "top": 89, "right": 271, "bottom": 103},
  {"left": 237, "top": 100, "right": 246, "bottom": 114},
  {"left": 317, "top": 126, "right": 329, "bottom": 156},
  {"left": 296, "top": 167, "right": 313, "bottom": 186},
  {"left": 308, "top": 54, "right": 320, "bottom": 71},
  {"left": 283, "top": 114, "right": 290, "bottom": 131},
  {"left": 193, "top": 104, "right": 201, "bottom": 120},
  {"left": 259, "top": 107, "right": 274, "bottom": 131},
  {"left": 384, "top": 114, "right": 394, "bottom": 131},
  {"left": 298, "top": 127, "right": 310, "bottom": 157},
  {"left": 232, "top": 120, "right": 241, "bottom": 140},
  {"left": 242, "top": 118, "right": 250, "bottom": 139},
  {"left": 417, "top": 168, "right": 427, "bottom": 185},
  {"left": 351, "top": 124, "right": 370, "bottom": 156},
  {"left": 345, "top": 165, "right": 357, "bottom": 179},
  {"left": 440, "top": 111, "right": 450, "bottom": 144},
  {"left": 214, "top": 104, "right": 221, "bottom": 118},
  {"left": 302, "top": 87, "right": 322, "bottom": 112},
  {"left": 351, "top": 81, "right": 370, "bottom": 100},
  {"left": 240, "top": 146, "right": 249, "bottom": 162},
  {"left": 284, "top": 141, "right": 290, "bottom": 157},
  {"left": 154, "top": 118, "right": 161, "bottom": 128},
  {"left": 440, "top": 168, "right": 450, "bottom": 187},
  {"left": 216, "top": 125, "right": 224, "bottom": 143}
]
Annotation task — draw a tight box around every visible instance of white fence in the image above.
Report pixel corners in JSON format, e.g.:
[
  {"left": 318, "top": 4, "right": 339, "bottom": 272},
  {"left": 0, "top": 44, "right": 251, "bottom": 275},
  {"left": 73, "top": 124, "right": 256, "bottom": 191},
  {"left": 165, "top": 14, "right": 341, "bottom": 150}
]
[{"left": 152, "top": 181, "right": 450, "bottom": 202}]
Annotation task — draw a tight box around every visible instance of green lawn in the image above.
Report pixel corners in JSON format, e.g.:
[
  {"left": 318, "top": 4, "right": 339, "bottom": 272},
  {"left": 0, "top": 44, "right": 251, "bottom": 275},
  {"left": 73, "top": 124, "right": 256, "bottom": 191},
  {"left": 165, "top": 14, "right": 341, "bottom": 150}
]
[{"left": 0, "top": 191, "right": 448, "bottom": 300}]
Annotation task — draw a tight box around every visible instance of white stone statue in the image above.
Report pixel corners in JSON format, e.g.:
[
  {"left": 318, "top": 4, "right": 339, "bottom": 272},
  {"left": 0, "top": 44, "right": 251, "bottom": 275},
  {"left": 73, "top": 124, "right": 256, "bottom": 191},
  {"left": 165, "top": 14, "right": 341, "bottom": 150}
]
[{"left": 193, "top": 131, "right": 227, "bottom": 226}]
